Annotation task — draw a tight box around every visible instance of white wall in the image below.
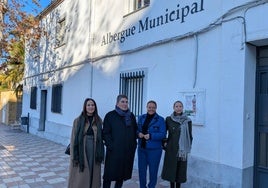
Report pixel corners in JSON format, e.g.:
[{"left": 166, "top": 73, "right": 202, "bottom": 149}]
[
  {"left": 245, "top": 3, "right": 268, "bottom": 44},
  {"left": 91, "top": 0, "right": 253, "bottom": 169}
]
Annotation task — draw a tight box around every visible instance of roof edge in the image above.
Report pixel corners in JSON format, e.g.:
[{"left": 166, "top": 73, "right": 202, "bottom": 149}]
[{"left": 37, "top": 0, "right": 64, "bottom": 19}]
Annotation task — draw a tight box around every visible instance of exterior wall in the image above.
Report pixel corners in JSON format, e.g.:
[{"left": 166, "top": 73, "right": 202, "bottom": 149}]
[
  {"left": 23, "top": 0, "right": 92, "bottom": 144},
  {"left": 0, "top": 91, "right": 22, "bottom": 125},
  {"left": 22, "top": 0, "right": 268, "bottom": 187}
]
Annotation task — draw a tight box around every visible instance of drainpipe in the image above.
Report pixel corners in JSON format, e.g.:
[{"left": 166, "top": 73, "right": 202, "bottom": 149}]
[
  {"left": 27, "top": 112, "right": 29, "bottom": 133},
  {"left": 193, "top": 34, "right": 198, "bottom": 89}
]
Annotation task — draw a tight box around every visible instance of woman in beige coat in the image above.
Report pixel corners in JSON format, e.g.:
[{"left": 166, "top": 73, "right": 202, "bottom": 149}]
[{"left": 68, "top": 98, "right": 104, "bottom": 188}]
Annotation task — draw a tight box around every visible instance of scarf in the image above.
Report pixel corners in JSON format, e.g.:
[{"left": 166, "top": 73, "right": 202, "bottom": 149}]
[
  {"left": 73, "top": 114, "right": 86, "bottom": 172},
  {"left": 141, "top": 113, "right": 155, "bottom": 148},
  {"left": 73, "top": 114, "right": 105, "bottom": 172},
  {"left": 115, "top": 106, "right": 132, "bottom": 126},
  {"left": 170, "top": 112, "right": 192, "bottom": 161},
  {"left": 95, "top": 120, "right": 105, "bottom": 164}
]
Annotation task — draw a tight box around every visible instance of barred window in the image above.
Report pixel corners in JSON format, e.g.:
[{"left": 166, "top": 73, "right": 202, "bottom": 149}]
[
  {"left": 30, "top": 86, "right": 37, "bottom": 109},
  {"left": 119, "top": 71, "right": 145, "bottom": 117},
  {"left": 51, "top": 84, "right": 62, "bottom": 113}
]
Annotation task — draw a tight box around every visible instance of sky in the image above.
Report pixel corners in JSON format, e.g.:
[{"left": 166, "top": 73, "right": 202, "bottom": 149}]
[
  {"left": 23, "top": 0, "right": 51, "bottom": 15},
  {"left": 0, "top": 1, "right": 51, "bottom": 63},
  {"left": 37, "top": 0, "right": 52, "bottom": 12}
]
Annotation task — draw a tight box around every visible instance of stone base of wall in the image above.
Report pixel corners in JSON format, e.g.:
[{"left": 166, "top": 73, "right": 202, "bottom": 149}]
[
  {"left": 29, "top": 117, "right": 71, "bottom": 146},
  {"left": 182, "top": 156, "right": 253, "bottom": 188}
]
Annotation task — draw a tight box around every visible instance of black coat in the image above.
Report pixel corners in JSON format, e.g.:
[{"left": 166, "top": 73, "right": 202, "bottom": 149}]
[
  {"left": 102, "top": 110, "right": 137, "bottom": 181},
  {"left": 161, "top": 116, "right": 193, "bottom": 183}
]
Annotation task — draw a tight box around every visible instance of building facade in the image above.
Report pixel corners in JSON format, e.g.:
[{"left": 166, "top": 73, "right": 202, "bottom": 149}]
[{"left": 22, "top": 0, "right": 268, "bottom": 187}]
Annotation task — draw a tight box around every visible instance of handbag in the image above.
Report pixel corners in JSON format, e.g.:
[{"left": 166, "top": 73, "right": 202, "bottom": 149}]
[{"left": 65, "top": 144, "right": 70, "bottom": 155}]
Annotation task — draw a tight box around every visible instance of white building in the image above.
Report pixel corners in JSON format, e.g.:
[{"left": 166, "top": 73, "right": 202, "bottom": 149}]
[{"left": 22, "top": 0, "right": 268, "bottom": 187}]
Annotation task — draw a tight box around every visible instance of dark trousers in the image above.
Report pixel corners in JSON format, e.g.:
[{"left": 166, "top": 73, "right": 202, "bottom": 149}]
[
  {"left": 103, "top": 180, "right": 123, "bottom": 188},
  {"left": 170, "top": 182, "right": 181, "bottom": 188}
]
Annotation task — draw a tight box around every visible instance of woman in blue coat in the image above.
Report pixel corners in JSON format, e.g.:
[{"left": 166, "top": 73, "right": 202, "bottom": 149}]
[{"left": 137, "top": 100, "right": 166, "bottom": 188}]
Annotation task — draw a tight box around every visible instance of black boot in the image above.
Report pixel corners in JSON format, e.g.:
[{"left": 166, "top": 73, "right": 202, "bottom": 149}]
[
  {"left": 103, "top": 180, "right": 111, "bottom": 188},
  {"left": 114, "top": 180, "right": 123, "bottom": 188},
  {"left": 176, "top": 182, "right": 181, "bottom": 188},
  {"left": 170, "top": 182, "right": 175, "bottom": 188}
]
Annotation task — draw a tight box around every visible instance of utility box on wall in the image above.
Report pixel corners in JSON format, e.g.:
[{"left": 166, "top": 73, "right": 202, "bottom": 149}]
[
  {"left": 21, "top": 116, "right": 29, "bottom": 125},
  {"left": 21, "top": 113, "right": 29, "bottom": 133}
]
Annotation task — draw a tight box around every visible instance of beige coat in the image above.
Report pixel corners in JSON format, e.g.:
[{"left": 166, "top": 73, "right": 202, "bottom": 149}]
[{"left": 68, "top": 117, "right": 102, "bottom": 188}]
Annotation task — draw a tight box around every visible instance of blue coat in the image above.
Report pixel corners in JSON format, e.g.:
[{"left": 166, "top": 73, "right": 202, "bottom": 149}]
[{"left": 137, "top": 113, "right": 166, "bottom": 149}]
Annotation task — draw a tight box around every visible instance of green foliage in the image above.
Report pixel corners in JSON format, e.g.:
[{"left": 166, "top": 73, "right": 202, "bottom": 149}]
[
  {"left": 0, "top": 0, "right": 42, "bottom": 94},
  {"left": 0, "top": 36, "right": 24, "bottom": 94}
]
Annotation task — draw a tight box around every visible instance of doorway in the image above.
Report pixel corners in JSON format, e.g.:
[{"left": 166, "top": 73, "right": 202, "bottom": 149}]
[
  {"left": 255, "top": 46, "right": 268, "bottom": 188},
  {"left": 39, "top": 90, "right": 47, "bottom": 131}
]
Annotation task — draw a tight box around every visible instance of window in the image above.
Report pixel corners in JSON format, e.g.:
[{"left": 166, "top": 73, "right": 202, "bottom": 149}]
[
  {"left": 30, "top": 86, "right": 37, "bottom": 109},
  {"left": 55, "top": 17, "right": 66, "bottom": 47},
  {"left": 51, "top": 84, "right": 62, "bottom": 113},
  {"left": 119, "top": 70, "right": 145, "bottom": 117},
  {"left": 125, "top": 0, "right": 150, "bottom": 14},
  {"left": 134, "top": 0, "right": 150, "bottom": 10}
]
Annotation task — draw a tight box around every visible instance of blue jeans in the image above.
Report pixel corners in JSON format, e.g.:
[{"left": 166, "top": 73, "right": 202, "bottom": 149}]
[{"left": 138, "top": 148, "right": 162, "bottom": 188}]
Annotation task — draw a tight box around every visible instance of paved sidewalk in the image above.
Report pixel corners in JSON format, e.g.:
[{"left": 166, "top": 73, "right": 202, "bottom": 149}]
[{"left": 0, "top": 124, "right": 169, "bottom": 188}]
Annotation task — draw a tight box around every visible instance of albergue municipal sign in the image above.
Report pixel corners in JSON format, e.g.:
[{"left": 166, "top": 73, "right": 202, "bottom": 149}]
[{"left": 101, "top": 0, "right": 204, "bottom": 46}]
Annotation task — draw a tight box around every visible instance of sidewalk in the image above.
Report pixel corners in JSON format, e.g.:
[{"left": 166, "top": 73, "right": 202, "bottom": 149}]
[{"left": 0, "top": 124, "right": 169, "bottom": 188}]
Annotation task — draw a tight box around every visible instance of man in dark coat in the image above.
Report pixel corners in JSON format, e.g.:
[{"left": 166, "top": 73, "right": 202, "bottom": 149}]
[{"left": 102, "top": 94, "right": 137, "bottom": 188}]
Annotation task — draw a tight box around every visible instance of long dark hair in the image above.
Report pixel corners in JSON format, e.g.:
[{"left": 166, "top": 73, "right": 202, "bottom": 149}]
[{"left": 82, "top": 98, "right": 101, "bottom": 124}]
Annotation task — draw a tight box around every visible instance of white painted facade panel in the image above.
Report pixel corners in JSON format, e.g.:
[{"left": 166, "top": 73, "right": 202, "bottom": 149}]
[{"left": 22, "top": 0, "right": 268, "bottom": 187}]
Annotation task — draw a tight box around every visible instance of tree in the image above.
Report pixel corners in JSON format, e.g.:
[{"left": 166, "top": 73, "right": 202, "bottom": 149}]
[
  {"left": 0, "top": 0, "right": 43, "bottom": 93},
  {"left": 1, "top": 38, "right": 24, "bottom": 94}
]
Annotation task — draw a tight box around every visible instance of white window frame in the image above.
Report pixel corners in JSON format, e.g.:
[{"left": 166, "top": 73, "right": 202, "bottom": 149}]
[
  {"left": 125, "top": 0, "right": 150, "bottom": 14},
  {"left": 134, "top": 0, "right": 150, "bottom": 10}
]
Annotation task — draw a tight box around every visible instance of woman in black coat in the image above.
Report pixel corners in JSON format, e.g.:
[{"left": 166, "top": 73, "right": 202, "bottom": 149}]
[
  {"left": 161, "top": 101, "right": 193, "bottom": 188},
  {"left": 102, "top": 94, "right": 137, "bottom": 188}
]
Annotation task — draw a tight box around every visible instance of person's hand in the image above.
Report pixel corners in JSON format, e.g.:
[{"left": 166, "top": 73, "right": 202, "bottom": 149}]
[
  {"left": 162, "top": 138, "right": 168, "bottom": 150},
  {"left": 138, "top": 133, "right": 144, "bottom": 138},
  {"left": 144, "top": 134, "right": 150, "bottom": 140}
]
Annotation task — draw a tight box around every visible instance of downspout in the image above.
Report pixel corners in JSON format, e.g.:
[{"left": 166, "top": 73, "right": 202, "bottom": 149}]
[{"left": 193, "top": 34, "right": 198, "bottom": 89}]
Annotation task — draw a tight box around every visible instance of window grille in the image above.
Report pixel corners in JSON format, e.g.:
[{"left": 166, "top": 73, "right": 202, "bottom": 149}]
[
  {"left": 51, "top": 84, "right": 62, "bottom": 113},
  {"left": 119, "top": 71, "right": 145, "bottom": 117}
]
